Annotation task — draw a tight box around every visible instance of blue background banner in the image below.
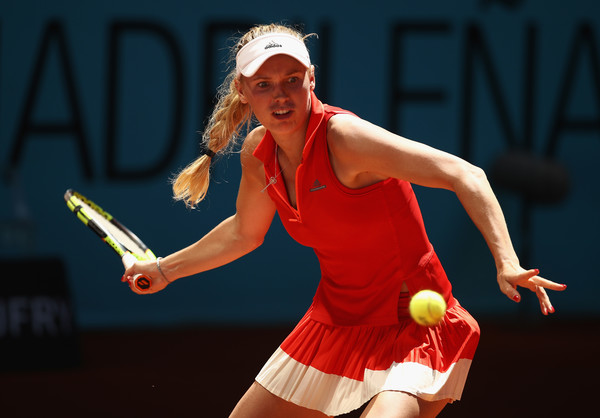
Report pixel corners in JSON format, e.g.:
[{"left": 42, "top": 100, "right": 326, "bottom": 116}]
[{"left": 1, "top": 0, "right": 598, "bottom": 329}]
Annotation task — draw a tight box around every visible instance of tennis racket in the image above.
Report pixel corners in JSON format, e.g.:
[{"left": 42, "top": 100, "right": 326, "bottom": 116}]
[{"left": 64, "top": 189, "right": 155, "bottom": 291}]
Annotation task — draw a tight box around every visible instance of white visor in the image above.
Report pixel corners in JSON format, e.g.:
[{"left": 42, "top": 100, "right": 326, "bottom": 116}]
[{"left": 236, "top": 33, "right": 311, "bottom": 77}]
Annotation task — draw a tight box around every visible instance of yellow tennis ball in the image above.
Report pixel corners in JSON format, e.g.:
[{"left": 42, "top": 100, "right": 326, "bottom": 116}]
[{"left": 409, "top": 290, "right": 447, "bottom": 326}]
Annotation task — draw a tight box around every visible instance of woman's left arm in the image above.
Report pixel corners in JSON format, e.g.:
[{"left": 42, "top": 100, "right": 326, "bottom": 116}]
[{"left": 327, "top": 115, "right": 567, "bottom": 315}]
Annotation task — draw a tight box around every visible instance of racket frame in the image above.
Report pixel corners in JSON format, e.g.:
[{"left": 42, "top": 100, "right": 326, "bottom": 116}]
[{"left": 64, "top": 189, "right": 155, "bottom": 291}]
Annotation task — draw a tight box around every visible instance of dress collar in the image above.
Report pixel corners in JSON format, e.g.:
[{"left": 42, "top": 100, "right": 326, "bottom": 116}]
[{"left": 253, "top": 91, "right": 324, "bottom": 168}]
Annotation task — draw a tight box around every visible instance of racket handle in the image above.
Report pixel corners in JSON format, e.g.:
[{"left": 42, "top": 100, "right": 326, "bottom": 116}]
[
  {"left": 122, "top": 252, "right": 152, "bottom": 291},
  {"left": 133, "top": 275, "right": 152, "bottom": 291}
]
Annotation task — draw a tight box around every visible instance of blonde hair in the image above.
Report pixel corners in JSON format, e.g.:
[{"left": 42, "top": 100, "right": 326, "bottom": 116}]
[{"left": 172, "top": 23, "right": 310, "bottom": 208}]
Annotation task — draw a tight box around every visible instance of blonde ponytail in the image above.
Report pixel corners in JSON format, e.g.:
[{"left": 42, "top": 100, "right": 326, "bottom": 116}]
[{"left": 172, "top": 71, "right": 251, "bottom": 208}]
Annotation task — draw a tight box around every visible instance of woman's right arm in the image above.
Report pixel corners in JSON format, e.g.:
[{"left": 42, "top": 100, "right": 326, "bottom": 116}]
[{"left": 124, "top": 127, "right": 276, "bottom": 293}]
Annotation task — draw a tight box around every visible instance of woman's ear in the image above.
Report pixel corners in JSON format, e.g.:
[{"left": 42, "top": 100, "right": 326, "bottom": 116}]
[
  {"left": 235, "top": 78, "right": 249, "bottom": 104},
  {"left": 309, "top": 66, "right": 316, "bottom": 91}
]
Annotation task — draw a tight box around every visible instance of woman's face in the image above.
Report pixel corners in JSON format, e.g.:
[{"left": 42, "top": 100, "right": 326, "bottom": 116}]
[{"left": 237, "top": 54, "right": 315, "bottom": 139}]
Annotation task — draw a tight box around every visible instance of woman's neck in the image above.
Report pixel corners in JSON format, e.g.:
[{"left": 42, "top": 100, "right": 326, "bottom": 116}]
[{"left": 275, "top": 134, "right": 304, "bottom": 168}]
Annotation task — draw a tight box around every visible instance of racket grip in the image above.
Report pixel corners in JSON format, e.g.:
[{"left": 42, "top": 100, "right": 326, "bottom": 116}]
[{"left": 122, "top": 252, "right": 152, "bottom": 291}]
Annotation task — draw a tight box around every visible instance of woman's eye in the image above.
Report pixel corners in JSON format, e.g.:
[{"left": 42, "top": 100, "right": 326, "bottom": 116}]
[
  {"left": 257, "top": 81, "right": 269, "bottom": 88},
  {"left": 288, "top": 77, "right": 299, "bottom": 84}
]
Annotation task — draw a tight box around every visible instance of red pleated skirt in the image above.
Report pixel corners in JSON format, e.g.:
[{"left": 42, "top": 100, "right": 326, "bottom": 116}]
[{"left": 256, "top": 294, "right": 480, "bottom": 416}]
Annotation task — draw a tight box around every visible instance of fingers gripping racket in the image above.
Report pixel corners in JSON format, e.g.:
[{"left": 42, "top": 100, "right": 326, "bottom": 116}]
[{"left": 64, "top": 189, "right": 155, "bottom": 291}]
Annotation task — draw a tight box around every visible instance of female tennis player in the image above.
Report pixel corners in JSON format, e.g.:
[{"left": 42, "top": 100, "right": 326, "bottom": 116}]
[{"left": 123, "top": 23, "right": 567, "bottom": 417}]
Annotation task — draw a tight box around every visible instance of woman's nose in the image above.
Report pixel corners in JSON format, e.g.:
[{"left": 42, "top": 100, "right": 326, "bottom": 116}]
[{"left": 273, "top": 82, "right": 288, "bottom": 99}]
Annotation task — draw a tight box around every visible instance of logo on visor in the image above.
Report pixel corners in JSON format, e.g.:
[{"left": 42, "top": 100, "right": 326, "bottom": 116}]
[{"left": 265, "top": 40, "right": 283, "bottom": 50}]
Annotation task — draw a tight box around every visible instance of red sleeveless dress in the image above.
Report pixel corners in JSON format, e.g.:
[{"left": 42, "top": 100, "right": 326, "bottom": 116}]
[{"left": 252, "top": 92, "right": 480, "bottom": 415}]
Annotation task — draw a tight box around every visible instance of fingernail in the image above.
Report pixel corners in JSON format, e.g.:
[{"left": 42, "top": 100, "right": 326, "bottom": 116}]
[
  {"left": 561, "top": 284, "right": 567, "bottom": 289},
  {"left": 549, "top": 306, "right": 555, "bottom": 314},
  {"left": 534, "top": 269, "right": 540, "bottom": 275},
  {"left": 513, "top": 294, "right": 521, "bottom": 302},
  {"left": 121, "top": 276, "right": 125, "bottom": 282}
]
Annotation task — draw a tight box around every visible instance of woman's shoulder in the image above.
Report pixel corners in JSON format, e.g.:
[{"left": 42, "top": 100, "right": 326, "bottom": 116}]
[
  {"left": 327, "top": 112, "right": 359, "bottom": 136},
  {"left": 326, "top": 113, "right": 373, "bottom": 155},
  {"left": 242, "top": 125, "right": 267, "bottom": 152},
  {"left": 240, "top": 125, "right": 267, "bottom": 167}
]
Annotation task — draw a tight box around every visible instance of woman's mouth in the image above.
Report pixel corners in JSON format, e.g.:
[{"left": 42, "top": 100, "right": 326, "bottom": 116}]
[{"left": 273, "top": 109, "right": 292, "bottom": 119}]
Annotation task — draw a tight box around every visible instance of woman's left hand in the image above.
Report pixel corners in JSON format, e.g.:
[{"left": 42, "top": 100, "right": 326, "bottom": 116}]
[{"left": 497, "top": 266, "right": 567, "bottom": 315}]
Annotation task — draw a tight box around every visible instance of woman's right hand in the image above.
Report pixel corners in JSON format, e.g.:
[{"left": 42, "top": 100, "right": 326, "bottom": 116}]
[{"left": 122, "top": 258, "right": 170, "bottom": 295}]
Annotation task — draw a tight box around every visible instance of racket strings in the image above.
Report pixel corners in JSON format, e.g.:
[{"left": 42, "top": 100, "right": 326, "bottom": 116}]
[{"left": 78, "top": 199, "right": 147, "bottom": 255}]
